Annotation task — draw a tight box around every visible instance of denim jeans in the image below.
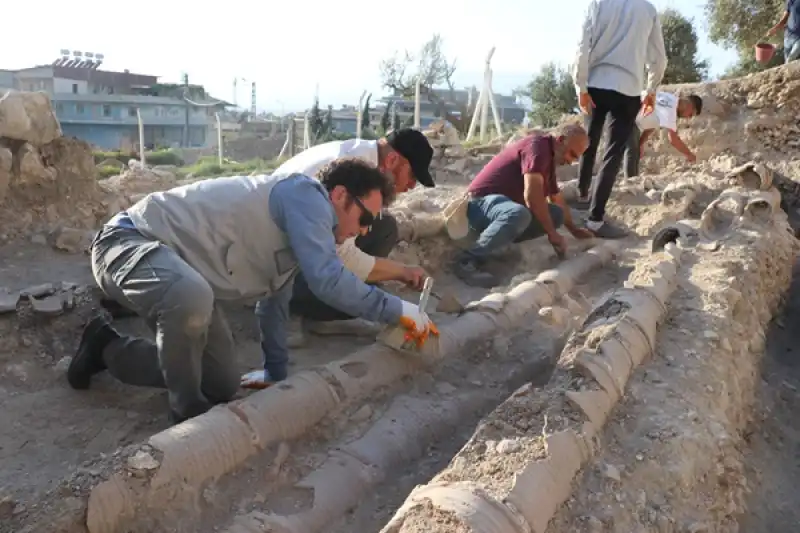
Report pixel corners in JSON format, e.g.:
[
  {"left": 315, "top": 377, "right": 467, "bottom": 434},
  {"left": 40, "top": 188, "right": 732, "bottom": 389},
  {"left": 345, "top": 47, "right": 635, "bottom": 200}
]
[
  {"left": 786, "top": 34, "right": 800, "bottom": 63},
  {"left": 462, "top": 194, "right": 564, "bottom": 260}
]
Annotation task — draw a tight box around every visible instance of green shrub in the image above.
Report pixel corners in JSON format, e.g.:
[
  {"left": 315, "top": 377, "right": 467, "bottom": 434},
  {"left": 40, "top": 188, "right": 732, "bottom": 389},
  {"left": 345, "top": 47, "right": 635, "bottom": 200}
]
[
  {"left": 175, "top": 156, "right": 286, "bottom": 180},
  {"left": 145, "top": 149, "right": 184, "bottom": 166},
  {"left": 97, "top": 165, "right": 122, "bottom": 178}
]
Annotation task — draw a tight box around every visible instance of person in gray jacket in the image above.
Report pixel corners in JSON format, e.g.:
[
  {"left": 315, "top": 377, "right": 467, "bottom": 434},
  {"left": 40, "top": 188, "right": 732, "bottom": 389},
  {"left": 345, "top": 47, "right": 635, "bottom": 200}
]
[{"left": 67, "top": 158, "right": 438, "bottom": 424}]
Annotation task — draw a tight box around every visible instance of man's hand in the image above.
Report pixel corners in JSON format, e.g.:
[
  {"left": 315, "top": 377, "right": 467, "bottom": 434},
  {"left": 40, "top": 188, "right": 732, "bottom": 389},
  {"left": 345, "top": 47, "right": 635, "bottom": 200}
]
[
  {"left": 548, "top": 232, "right": 568, "bottom": 258},
  {"left": 640, "top": 145, "right": 646, "bottom": 158},
  {"left": 401, "top": 266, "right": 427, "bottom": 291},
  {"left": 579, "top": 92, "right": 595, "bottom": 115},
  {"left": 686, "top": 152, "right": 697, "bottom": 163},
  {"left": 641, "top": 93, "right": 656, "bottom": 116},
  {"left": 767, "top": 24, "right": 782, "bottom": 37},
  {"left": 567, "top": 226, "right": 595, "bottom": 240},
  {"left": 399, "top": 300, "right": 439, "bottom": 349}
]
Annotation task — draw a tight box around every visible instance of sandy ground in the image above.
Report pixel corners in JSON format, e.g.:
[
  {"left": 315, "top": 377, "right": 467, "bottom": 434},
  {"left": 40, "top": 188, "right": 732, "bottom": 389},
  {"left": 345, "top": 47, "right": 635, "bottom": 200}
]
[{"left": 737, "top": 260, "right": 800, "bottom": 532}]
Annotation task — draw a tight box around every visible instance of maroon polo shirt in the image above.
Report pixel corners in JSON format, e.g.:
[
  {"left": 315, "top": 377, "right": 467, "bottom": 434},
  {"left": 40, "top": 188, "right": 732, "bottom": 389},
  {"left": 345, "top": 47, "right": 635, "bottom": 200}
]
[{"left": 468, "top": 134, "right": 560, "bottom": 205}]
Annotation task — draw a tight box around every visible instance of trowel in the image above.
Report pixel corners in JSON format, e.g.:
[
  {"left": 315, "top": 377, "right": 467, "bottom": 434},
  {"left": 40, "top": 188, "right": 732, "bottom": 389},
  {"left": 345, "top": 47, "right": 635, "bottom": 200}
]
[{"left": 378, "top": 277, "right": 438, "bottom": 352}]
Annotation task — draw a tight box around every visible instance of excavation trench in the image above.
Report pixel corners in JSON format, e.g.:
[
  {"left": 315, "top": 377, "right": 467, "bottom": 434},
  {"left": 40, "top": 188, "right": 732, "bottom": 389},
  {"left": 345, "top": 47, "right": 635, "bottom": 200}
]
[{"left": 16, "top": 243, "right": 619, "bottom": 533}]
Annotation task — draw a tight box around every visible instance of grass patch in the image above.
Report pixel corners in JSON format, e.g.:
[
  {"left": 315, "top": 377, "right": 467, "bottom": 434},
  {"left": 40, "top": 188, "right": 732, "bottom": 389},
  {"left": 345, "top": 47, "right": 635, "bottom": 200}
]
[
  {"left": 97, "top": 165, "right": 122, "bottom": 178},
  {"left": 175, "top": 156, "right": 286, "bottom": 179},
  {"left": 92, "top": 149, "right": 184, "bottom": 167}
]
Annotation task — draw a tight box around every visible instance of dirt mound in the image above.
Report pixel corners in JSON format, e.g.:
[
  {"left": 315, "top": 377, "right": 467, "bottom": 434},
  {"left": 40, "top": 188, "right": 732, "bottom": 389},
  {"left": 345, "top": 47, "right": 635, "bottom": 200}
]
[{"left": 0, "top": 91, "right": 125, "bottom": 242}]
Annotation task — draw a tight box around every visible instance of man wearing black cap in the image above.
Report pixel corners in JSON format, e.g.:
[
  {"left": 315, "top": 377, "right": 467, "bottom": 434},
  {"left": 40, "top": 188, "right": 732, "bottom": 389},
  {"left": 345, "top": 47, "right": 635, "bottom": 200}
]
[{"left": 242, "top": 128, "right": 436, "bottom": 388}]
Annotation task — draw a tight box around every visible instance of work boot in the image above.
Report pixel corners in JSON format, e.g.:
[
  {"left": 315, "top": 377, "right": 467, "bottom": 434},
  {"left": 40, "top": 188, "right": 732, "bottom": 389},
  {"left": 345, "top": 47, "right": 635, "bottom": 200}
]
[
  {"left": 452, "top": 257, "right": 498, "bottom": 288},
  {"left": 568, "top": 194, "right": 591, "bottom": 211},
  {"left": 67, "top": 315, "right": 119, "bottom": 390},
  {"left": 306, "top": 318, "right": 382, "bottom": 338}
]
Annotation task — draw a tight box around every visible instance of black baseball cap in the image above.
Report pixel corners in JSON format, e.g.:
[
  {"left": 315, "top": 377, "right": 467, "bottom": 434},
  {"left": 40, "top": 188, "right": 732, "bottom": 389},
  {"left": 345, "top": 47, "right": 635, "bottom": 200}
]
[{"left": 386, "top": 128, "right": 435, "bottom": 188}]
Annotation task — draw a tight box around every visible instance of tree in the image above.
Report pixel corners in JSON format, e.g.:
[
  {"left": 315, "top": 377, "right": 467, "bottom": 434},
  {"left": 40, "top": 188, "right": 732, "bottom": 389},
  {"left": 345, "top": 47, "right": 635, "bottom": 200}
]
[
  {"left": 660, "top": 9, "right": 709, "bottom": 84},
  {"left": 361, "top": 94, "right": 372, "bottom": 133},
  {"left": 391, "top": 102, "right": 401, "bottom": 131},
  {"left": 705, "top": 0, "right": 784, "bottom": 76},
  {"left": 706, "top": 0, "right": 783, "bottom": 52},
  {"left": 380, "top": 34, "right": 470, "bottom": 133},
  {"left": 380, "top": 103, "right": 391, "bottom": 133},
  {"left": 309, "top": 97, "right": 325, "bottom": 139},
  {"left": 520, "top": 62, "right": 577, "bottom": 128},
  {"left": 323, "top": 105, "right": 333, "bottom": 135}
]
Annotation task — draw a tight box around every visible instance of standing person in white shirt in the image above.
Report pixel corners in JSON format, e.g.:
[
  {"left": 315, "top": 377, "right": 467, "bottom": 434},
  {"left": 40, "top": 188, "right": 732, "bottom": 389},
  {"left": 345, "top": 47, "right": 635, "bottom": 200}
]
[
  {"left": 242, "top": 128, "right": 436, "bottom": 389},
  {"left": 624, "top": 92, "right": 703, "bottom": 177},
  {"left": 571, "top": 0, "right": 668, "bottom": 239}
]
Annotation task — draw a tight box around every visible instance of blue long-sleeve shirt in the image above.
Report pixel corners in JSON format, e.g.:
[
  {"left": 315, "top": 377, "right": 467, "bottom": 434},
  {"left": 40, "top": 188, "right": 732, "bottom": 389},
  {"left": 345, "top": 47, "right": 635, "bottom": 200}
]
[{"left": 256, "top": 174, "right": 403, "bottom": 379}]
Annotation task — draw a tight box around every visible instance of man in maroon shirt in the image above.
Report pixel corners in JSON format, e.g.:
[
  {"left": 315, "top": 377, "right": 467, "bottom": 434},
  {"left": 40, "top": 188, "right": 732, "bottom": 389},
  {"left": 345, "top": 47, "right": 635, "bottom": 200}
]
[{"left": 454, "top": 125, "right": 593, "bottom": 288}]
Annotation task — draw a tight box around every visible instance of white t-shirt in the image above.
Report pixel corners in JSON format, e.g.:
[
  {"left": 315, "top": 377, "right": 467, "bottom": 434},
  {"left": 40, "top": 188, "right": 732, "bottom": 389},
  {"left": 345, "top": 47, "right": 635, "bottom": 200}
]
[
  {"left": 273, "top": 139, "right": 380, "bottom": 282},
  {"left": 635, "top": 91, "right": 678, "bottom": 132}
]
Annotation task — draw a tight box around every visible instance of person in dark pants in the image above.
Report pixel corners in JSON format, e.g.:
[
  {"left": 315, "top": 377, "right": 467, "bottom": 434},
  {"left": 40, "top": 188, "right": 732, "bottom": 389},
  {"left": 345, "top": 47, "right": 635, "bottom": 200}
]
[{"left": 571, "top": 0, "right": 668, "bottom": 238}]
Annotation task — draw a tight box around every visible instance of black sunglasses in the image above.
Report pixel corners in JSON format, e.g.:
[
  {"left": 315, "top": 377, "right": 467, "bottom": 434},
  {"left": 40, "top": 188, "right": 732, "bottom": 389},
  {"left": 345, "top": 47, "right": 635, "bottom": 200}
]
[{"left": 350, "top": 194, "right": 376, "bottom": 228}]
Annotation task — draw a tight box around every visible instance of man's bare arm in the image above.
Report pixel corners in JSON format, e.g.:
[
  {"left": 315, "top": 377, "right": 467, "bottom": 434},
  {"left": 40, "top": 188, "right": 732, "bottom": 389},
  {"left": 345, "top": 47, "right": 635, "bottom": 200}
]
[
  {"left": 667, "top": 130, "right": 695, "bottom": 159},
  {"left": 523, "top": 173, "right": 558, "bottom": 238}
]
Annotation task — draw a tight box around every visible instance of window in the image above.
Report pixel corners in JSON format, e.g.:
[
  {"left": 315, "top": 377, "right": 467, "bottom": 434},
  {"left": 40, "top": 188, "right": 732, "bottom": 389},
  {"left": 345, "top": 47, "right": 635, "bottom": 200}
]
[
  {"left": 55, "top": 103, "right": 64, "bottom": 113},
  {"left": 72, "top": 83, "right": 78, "bottom": 94},
  {"left": 129, "top": 107, "right": 137, "bottom": 117},
  {"left": 102, "top": 105, "right": 111, "bottom": 117},
  {"left": 76, "top": 103, "right": 84, "bottom": 114}
]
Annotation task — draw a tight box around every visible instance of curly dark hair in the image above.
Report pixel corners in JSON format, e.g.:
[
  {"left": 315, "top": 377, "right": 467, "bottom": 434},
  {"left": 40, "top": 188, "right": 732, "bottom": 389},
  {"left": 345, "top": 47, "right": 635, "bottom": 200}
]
[{"left": 317, "top": 157, "right": 396, "bottom": 207}]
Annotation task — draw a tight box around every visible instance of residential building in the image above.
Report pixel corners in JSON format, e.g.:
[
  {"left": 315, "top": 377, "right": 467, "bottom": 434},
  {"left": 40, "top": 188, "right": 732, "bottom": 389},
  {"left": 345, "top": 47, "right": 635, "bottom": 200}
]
[
  {"left": 1, "top": 58, "right": 230, "bottom": 150},
  {"left": 378, "top": 86, "right": 527, "bottom": 125},
  {"left": 327, "top": 108, "right": 438, "bottom": 135}
]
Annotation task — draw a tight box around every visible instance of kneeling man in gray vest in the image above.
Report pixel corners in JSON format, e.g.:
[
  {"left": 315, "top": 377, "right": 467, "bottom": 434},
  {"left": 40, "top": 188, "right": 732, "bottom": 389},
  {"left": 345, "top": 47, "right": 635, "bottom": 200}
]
[{"left": 66, "top": 158, "right": 438, "bottom": 424}]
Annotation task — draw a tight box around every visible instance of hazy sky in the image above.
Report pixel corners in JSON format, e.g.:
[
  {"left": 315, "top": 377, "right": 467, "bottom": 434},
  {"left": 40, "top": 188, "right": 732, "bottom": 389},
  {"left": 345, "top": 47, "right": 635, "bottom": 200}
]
[{"left": 5, "top": 0, "right": 738, "bottom": 112}]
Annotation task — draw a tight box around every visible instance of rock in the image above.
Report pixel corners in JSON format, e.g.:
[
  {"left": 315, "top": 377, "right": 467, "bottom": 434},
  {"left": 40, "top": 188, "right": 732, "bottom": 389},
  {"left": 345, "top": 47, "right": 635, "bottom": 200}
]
[
  {"left": 29, "top": 293, "right": 65, "bottom": 316},
  {"left": 127, "top": 450, "right": 160, "bottom": 471},
  {"left": 495, "top": 438, "right": 521, "bottom": 454},
  {"left": 20, "top": 283, "right": 56, "bottom": 298},
  {"left": 0, "top": 144, "right": 11, "bottom": 203},
  {"left": 0, "top": 90, "right": 62, "bottom": 145},
  {"left": 18, "top": 143, "right": 57, "bottom": 184},
  {"left": 350, "top": 405, "right": 373, "bottom": 423},
  {"left": 0, "top": 494, "right": 16, "bottom": 519},
  {"left": 49, "top": 225, "right": 94, "bottom": 254},
  {"left": 54, "top": 356, "right": 72, "bottom": 372},
  {"left": 602, "top": 463, "right": 622, "bottom": 482},
  {"left": 0, "top": 289, "right": 20, "bottom": 314}
]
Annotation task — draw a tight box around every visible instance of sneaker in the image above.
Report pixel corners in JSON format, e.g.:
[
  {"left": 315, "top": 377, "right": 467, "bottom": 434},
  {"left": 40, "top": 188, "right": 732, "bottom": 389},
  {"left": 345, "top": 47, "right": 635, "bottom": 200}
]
[
  {"left": 67, "top": 315, "right": 118, "bottom": 389},
  {"left": 452, "top": 258, "right": 498, "bottom": 288},
  {"left": 585, "top": 221, "right": 628, "bottom": 240},
  {"left": 306, "top": 318, "right": 382, "bottom": 338}
]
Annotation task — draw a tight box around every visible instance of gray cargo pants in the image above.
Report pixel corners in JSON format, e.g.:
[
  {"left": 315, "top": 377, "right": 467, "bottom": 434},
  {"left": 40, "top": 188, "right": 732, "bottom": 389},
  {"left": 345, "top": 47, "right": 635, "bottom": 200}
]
[{"left": 91, "top": 225, "right": 240, "bottom": 419}]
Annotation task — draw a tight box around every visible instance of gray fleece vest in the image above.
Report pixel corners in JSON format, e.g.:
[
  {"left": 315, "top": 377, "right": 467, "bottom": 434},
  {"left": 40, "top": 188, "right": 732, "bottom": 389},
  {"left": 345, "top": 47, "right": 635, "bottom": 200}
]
[{"left": 127, "top": 173, "right": 299, "bottom": 301}]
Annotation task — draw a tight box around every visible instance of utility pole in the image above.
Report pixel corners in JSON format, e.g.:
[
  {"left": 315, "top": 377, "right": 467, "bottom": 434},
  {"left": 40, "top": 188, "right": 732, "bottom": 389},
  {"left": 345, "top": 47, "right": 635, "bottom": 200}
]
[{"left": 183, "top": 72, "right": 190, "bottom": 147}]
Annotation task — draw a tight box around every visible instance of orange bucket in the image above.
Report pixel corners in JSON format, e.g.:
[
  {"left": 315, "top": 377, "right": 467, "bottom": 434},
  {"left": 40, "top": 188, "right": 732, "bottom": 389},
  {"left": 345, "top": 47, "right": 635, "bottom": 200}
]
[{"left": 755, "top": 42, "right": 776, "bottom": 64}]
